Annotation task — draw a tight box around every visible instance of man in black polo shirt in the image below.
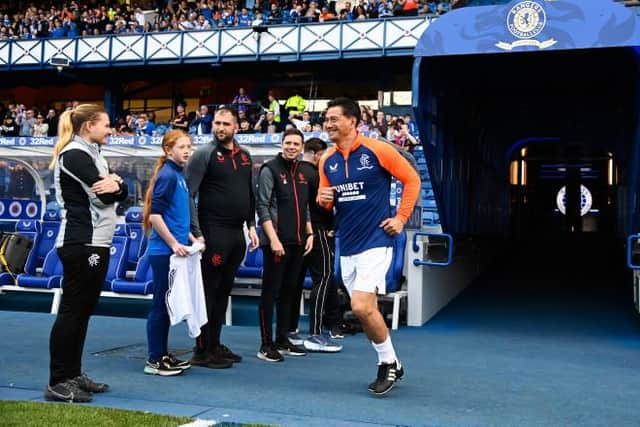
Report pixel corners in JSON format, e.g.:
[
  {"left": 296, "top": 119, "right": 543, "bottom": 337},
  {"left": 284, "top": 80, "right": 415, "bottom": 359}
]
[{"left": 185, "top": 107, "right": 259, "bottom": 369}]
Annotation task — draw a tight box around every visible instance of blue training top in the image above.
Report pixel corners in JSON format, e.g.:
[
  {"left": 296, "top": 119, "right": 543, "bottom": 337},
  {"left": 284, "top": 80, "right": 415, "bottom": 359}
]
[
  {"left": 147, "top": 159, "right": 191, "bottom": 256},
  {"left": 318, "top": 134, "right": 421, "bottom": 256}
]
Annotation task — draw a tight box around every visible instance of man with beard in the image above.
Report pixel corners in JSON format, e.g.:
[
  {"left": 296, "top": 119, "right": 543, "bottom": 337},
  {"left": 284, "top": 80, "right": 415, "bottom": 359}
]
[{"left": 185, "top": 107, "right": 260, "bottom": 369}]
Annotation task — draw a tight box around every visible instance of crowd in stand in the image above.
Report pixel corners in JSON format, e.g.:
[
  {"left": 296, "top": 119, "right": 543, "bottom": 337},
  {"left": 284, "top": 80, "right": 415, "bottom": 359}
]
[
  {"left": 0, "top": 0, "right": 456, "bottom": 41},
  {"left": 0, "top": 87, "right": 419, "bottom": 215},
  {"left": 0, "top": 102, "right": 63, "bottom": 137},
  {"left": 0, "top": 87, "right": 419, "bottom": 153}
]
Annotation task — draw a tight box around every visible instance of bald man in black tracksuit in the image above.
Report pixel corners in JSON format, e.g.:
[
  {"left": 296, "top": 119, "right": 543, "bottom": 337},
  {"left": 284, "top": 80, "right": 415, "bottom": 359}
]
[{"left": 185, "top": 107, "right": 259, "bottom": 369}]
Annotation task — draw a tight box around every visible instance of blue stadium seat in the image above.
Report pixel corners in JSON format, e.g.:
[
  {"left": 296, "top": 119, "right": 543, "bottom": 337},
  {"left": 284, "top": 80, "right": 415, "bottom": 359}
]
[
  {"left": 110, "top": 251, "right": 154, "bottom": 295},
  {"left": 43, "top": 208, "right": 61, "bottom": 222},
  {"left": 114, "top": 223, "right": 127, "bottom": 236},
  {"left": 422, "top": 210, "right": 440, "bottom": 226},
  {"left": 0, "top": 272, "right": 15, "bottom": 286},
  {"left": 16, "top": 231, "right": 39, "bottom": 275},
  {"left": 384, "top": 231, "right": 406, "bottom": 293},
  {"left": 31, "top": 208, "right": 62, "bottom": 268},
  {"left": 237, "top": 246, "right": 264, "bottom": 278},
  {"left": 424, "top": 198, "right": 437, "bottom": 209},
  {"left": 125, "top": 207, "right": 144, "bottom": 270},
  {"left": 125, "top": 206, "right": 143, "bottom": 223},
  {"left": 102, "top": 235, "right": 130, "bottom": 291},
  {"left": 15, "top": 220, "right": 40, "bottom": 233},
  {"left": 16, "top": 248, "right": 63, "bottom": 289}
]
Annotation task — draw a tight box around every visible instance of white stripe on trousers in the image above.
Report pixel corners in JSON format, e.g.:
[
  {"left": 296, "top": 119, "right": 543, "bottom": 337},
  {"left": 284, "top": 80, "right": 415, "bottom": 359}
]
[{"left": 311, "top": 229, "right": 332, "bottom": 335}]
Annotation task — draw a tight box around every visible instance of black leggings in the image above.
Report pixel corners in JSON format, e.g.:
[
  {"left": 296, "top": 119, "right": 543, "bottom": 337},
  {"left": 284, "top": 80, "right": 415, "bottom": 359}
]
[
  {"left": 197, "top": 225, "right": 246, "bottom": 353},
  {"left": 49, "top": 245, "right": 109, "bottom": 386},
  {"left": 259, "top": 244, "right": 304, "bottom": 345}
]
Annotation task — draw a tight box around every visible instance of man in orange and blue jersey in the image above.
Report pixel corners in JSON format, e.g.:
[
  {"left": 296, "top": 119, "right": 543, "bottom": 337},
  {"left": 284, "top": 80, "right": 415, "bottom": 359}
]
[{"left": 317, "top": 97, "right": 420, "bottom": 395}]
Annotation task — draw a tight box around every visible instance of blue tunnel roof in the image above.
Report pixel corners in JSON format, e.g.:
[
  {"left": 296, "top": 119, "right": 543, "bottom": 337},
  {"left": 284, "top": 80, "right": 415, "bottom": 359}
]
[{"left": 415, "top": 0, "right": 640, "bottom": 57}]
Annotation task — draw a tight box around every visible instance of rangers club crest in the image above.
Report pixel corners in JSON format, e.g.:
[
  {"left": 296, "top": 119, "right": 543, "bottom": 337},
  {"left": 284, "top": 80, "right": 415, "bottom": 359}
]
[
  {"left": 496, "top": 1, "right": 556, "bottom": 51},
  {"left": 357, "top": 153, "right": 374, "bottom": 170}
]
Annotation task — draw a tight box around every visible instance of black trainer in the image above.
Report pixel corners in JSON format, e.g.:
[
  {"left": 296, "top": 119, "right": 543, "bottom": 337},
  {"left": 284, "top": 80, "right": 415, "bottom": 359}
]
[
  {"left": 329, "top": 325, "right": 345, "bottom": 340},
  {"left": 368, "top": 361, "right": 404, "bottom": 395},
  {"left": 190, "top": 351, "right": 232, "bottom": 369},
  {"left": 189, "top": 350, "right": 210, "bottom": 366},
  {"left": 72, "top": 373, "right": 109, "bottom": 393},
  {"left": 216, "top": 344, "right": 242, "bottom": 363},
  {"left": 167, "top": 353, "right": 191, "bottom": 370},
  {"left": 275, "top": 339, "right": 307, "bottom": 356},
  {"left": 257, "top": 344, "right": 284, "bottom": 362},
  {"left": 44, "top": 379, "right": 93, "bottom": 402}
]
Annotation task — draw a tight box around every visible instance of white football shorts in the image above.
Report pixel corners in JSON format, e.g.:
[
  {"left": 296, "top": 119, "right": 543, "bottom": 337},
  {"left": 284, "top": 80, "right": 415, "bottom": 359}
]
[{"left": 340, "top": 246, "right": 393, "bottom": 296}]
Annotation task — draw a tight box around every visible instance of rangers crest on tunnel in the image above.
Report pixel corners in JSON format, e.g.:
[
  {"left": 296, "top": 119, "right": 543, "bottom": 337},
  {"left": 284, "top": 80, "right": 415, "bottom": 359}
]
[{"left": 496, "top": 1, "right": 556, "bottom": 51}]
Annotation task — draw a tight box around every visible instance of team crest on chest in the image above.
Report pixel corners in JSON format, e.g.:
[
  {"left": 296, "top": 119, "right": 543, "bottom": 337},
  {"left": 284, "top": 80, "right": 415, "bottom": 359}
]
[
  {"left": 280, "top": 172, "right": 288, "bottom": 185},
  {"left": 357, "top": 153, "right": 374, "bottom": 170},
  {"left": 240, "top": 152, "right": 251, "bottom": 166}
]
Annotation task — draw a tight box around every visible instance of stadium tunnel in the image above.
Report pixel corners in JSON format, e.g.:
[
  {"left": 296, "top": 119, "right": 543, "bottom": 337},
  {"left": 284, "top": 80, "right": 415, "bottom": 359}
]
[{"left": 409, "top": 0, "right": 640, "bottom": 324}]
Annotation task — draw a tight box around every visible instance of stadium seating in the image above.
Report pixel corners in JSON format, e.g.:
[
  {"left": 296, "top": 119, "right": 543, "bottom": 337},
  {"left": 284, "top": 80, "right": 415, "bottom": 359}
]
[
  {"left": 110, "top": 251, "right": 154, "bottom": 296},
  {"left": 15, "top": 220, "right": 40, "bottom": 233},
  {"left": 124, "top": 207, "right": 146, "bottom": 270},
  {"left": 100, "top": 235, "right": 154, "bottom": 300},
  {"left": 114, "top": 223, "right": 127, "bottom": 236},
  {"left": 236, "top": 246, "right": 264, "bottom": 281},
  {"left": 16, "top": 248, "right": 63, "bottom": 290},
  {"left": 9, "top": 247, "right": 64, "bottom": 314},
  {"left": 35, "top": 209, "right": 61, "bottom": 268},
  {"left": 101, "top": 235, "right": 130, "bottom": 291}
]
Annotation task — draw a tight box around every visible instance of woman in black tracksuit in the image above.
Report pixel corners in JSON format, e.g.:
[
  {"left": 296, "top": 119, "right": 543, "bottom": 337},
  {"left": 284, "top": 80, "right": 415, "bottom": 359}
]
[
  {"left": 45, "top": 104, "right": 128, "bottom": 403},
  {"left": 256, "top": 128, "right": 313, "bottom": 362}
]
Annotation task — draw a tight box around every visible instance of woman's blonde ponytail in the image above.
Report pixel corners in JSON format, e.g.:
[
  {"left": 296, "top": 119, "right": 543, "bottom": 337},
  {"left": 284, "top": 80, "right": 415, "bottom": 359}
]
[{"left": 49, "top": 104, "right": 106, "bottom": 170}]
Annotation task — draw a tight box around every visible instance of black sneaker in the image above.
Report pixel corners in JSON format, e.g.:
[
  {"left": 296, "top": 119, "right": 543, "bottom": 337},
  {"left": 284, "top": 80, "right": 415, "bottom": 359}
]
[
  {"left": 144, "top": 356, "right": 184, "bottom": 376},
  {"left": 287, "top": 331, "right": 304, "bottom": 346},
  {"left": 190, "top": 351, "right": 233, "bottom": 369},
  {"left": 166, "top": 353, "right": 191, "bottom": 370},
  {"left": 216, "top": 344, "right": 242, "bottom": 363},
  {"left": 257, "top": 344, "right": 284, "bottom": 362},
  {"left": 276, "top": 339, "right": 307, "bottom": 356},
  {"left": 189, "top": 350, "right": 210, "bottom": 367},
  {"left": 329, "top": 325, "right": 345, "bottom": 340},
  {"left": 44, "top": 379, "right": 93, "bottom": 402},
  {"left": 72, "top": 373, "right": 109, "bottom": 393},
  {"left": 368, "top": 361, "right": 404, "bottom": 395}
]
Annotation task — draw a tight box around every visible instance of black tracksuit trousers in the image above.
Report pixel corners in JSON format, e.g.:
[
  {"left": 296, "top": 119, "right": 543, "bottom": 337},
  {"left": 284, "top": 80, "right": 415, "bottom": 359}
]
[
  {"left": 197, "top": 225, "right": 246, "bottom": 353},
  {"left": 49, "top": 245, "right": 110, "bottom": 386},
  {"left": 259, "top": 244, "right": 304, "bottom": 345},
  {"left": 290, "top": 229, "right": 340, "bottom": 335}
]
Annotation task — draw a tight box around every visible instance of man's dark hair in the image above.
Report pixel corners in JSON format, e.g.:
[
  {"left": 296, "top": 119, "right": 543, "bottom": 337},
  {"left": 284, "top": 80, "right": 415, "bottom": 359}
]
[
  {"left": 215, "top": 105, "right": 239, "bottom": 122},
  {"left": 304, "top": 137, "right": 327, "bottom": 154},
  {"left": 282, "top": 127, "right": 304, "bottom": 142},
  {"left": 326, "top": 97, "right": 360, "bottom": 124}
]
